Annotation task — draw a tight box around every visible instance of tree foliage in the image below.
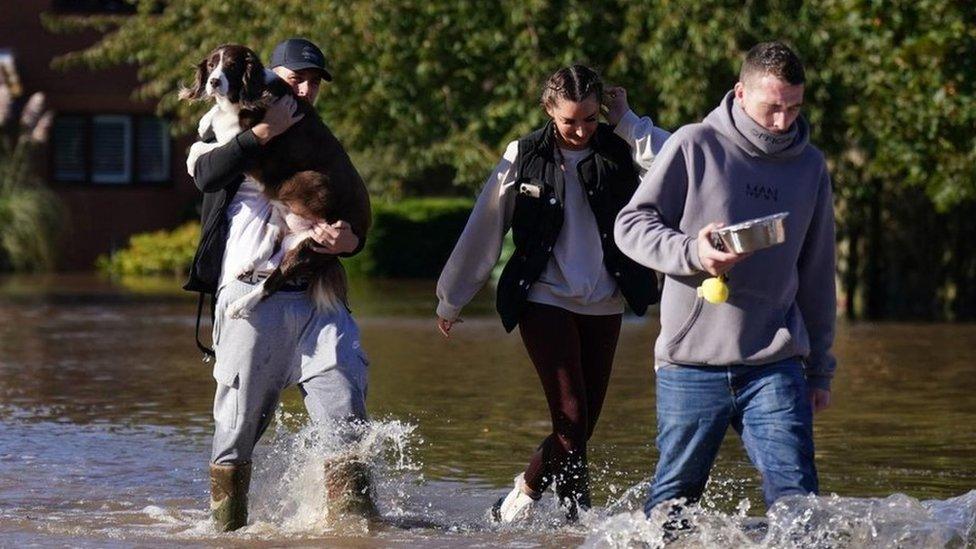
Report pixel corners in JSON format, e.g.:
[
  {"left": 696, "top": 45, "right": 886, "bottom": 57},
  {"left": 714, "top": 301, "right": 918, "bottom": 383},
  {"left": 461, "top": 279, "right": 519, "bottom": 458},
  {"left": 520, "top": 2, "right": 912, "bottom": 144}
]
[
  {"left": 48, "top": 0, "right": 976, "bottom": 317},
  {"left": 47, "top": 0, "right": 976, "bottom": 204}
]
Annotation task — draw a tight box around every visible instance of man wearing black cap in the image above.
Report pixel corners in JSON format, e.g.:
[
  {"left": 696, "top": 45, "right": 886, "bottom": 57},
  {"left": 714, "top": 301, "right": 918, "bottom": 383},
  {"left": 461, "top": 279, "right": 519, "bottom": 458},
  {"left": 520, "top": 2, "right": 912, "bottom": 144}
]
[
  {"left": 269, "top": 37, "right": 333, "bottom": 100},
  {"left": 184, "top": 38, "right": 375, "bottom": 531}
]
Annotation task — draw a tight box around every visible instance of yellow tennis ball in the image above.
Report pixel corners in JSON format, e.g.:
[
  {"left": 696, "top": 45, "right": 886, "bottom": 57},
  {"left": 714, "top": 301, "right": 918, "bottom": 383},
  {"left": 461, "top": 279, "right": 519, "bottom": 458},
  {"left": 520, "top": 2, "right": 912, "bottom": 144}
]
[{"left": 700, "top": 277, "right": 729, "bottom": 304}]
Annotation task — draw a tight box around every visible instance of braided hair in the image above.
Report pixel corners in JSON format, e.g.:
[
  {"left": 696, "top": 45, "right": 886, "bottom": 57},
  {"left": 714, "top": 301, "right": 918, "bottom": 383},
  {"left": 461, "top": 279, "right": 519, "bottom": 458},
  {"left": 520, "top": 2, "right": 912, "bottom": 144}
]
[{"left": 540, "top": 64, "right": 604, "bottom": 111}]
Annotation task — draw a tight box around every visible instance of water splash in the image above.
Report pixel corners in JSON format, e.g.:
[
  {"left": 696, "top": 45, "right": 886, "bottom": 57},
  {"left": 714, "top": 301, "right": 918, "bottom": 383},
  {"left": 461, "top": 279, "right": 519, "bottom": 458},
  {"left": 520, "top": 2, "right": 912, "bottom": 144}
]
[
  {"left": 583, "top": 489, "right": 976, "bottom": 548},
  {"left": 763, "top": 491, "right": 976, "bottom": 548},
  {"left": 245, "top": 410, "right": 423, "bottom": 536}
]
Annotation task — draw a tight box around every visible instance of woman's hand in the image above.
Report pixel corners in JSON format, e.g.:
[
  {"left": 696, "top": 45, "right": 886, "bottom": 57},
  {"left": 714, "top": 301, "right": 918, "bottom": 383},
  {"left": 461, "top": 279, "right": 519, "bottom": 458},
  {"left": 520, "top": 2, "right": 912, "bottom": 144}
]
[
  {"left": 437, "top": 316, "right": 462, "bottom": 338},
  {"left": 605, "top": 86, "right": 631, "bottom": 126}
]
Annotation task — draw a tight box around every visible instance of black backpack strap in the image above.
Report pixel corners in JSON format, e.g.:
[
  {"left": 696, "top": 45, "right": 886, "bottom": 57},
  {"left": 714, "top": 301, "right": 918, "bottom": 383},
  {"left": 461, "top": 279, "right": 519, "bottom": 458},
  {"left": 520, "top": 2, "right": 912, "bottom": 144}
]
[{"left": 194, "top": 292, "right": 216, "bottom": 359}]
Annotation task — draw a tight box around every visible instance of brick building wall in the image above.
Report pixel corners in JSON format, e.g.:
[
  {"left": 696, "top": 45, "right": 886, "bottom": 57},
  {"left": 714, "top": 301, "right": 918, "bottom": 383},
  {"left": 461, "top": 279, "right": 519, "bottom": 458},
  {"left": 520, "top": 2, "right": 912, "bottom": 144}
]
[{"left": 1, "top": 0, "right": 198, "bottom": 270}]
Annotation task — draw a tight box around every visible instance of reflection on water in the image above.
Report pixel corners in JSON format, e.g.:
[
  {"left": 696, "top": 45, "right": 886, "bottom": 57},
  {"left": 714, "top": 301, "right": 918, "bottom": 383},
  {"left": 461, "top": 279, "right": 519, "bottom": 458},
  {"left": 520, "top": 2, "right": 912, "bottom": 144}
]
[{"left": 0, "top": 274, "right": 974, "bottom": 547}]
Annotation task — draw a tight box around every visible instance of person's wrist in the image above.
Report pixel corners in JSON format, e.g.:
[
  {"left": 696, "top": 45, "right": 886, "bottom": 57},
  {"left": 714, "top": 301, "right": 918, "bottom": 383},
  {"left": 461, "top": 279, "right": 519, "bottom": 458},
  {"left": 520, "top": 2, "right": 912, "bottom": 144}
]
[
  {"left": 613, "top": 109, "right": 638, "bottom": 132},
  {"left": 607, "top": 108, "right": 625, "bottom": 127},
  {"left": 252, "top": 124, "right": 272, "bottom": 145},
  {"left": 344, "top": 233, "right": 359, "bottom": 254},
  {"left": 235, "top": 129, "right": 262, "bottom": 153},
  {"left": 436, "top": 301, "right": 460, "bottom": 322},
  {"left": 689, "top": 238, "right": 706, "bottom": 272}
]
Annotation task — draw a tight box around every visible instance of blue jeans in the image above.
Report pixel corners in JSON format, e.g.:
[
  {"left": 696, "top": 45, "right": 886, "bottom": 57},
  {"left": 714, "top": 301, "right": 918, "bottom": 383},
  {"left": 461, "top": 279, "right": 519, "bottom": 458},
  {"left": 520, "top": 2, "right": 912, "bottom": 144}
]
[{"left": 646, "top": 358, "right": 817, "bottom": 515}]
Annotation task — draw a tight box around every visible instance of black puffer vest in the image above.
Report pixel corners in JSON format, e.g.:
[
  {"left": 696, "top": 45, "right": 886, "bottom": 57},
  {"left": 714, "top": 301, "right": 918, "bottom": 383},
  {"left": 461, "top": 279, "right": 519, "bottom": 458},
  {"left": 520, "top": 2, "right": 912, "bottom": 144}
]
[{"left": 495, "top": 121, "right": 660, "bottom": 331}]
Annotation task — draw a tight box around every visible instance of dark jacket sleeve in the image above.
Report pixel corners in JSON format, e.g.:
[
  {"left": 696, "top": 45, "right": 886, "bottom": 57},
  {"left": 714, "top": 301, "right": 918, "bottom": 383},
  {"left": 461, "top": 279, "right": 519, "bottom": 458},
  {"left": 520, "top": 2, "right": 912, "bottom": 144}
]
[
  {"left": 333, "top": 148, "right": 371, "bottom": 258},
  {"left": 192, "top": 129, "right": 262, "bottom": 193}
]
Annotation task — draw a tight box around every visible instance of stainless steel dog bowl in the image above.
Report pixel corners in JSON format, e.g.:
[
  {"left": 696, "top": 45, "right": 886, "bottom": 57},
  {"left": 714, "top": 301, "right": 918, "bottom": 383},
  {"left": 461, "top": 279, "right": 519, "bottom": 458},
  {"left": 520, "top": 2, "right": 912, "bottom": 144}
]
[{"left": 711, "top": 212, "right": 789, "bottom": 253}]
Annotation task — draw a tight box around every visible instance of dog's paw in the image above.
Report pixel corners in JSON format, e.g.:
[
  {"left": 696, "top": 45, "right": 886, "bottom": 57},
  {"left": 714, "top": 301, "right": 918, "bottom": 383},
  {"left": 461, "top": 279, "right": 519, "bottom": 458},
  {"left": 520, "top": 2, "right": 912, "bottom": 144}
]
[
  {"left": 227, "top": 290, "right": 264, "bottom": 319},
  {"left": 226, "top": 301, "right": 251, "bottom": 320}
]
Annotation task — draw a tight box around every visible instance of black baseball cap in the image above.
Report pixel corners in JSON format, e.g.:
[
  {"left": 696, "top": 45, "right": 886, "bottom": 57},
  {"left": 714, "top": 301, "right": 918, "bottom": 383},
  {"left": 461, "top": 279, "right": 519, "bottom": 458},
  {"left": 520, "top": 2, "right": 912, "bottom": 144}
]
[{"left": 269, "top": 38, "right": 333, "bottom": 81}]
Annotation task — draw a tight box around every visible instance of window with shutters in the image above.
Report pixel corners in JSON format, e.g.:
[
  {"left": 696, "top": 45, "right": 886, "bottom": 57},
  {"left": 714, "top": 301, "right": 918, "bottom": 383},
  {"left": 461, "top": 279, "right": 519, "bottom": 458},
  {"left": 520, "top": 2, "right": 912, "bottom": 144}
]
[
  {"left": 91, "top": 115, "right": 131, "bottom": 184},
  {"left": 136, "top": 116, "right": 171, "bottom": 183},
  {"left": 52, "top": 115, "right": 86, "bottom": 182},
  {"left": 51, "top": 114, "right": 172, "bottom": 185}
]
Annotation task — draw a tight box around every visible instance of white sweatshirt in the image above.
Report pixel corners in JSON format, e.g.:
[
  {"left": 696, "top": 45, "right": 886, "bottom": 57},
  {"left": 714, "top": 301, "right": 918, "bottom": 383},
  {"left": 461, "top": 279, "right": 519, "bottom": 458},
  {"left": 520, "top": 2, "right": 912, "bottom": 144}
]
[{"left": 436, "top": 113, "right": 670, "bottom": 321}]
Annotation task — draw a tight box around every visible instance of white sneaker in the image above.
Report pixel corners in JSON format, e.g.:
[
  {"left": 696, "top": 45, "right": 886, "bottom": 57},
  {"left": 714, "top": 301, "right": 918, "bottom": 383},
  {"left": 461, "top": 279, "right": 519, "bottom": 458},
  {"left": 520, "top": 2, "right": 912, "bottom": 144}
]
[{"left": 490, "top": 474, "right": 539, "bottom": 523}]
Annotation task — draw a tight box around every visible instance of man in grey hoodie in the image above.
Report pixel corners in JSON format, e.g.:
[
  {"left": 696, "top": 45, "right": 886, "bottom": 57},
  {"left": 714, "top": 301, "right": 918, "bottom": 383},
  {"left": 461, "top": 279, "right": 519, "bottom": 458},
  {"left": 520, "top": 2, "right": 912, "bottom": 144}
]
[{"left": 614, "top": 41, "right": 836, "bottom": 515}]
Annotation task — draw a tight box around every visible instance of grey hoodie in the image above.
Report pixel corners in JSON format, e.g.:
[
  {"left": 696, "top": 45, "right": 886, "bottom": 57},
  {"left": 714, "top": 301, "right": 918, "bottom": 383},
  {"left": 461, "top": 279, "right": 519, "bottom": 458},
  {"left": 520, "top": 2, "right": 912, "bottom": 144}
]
[{"left": 614, "top": 91, "right": 837, "bottom": 391}]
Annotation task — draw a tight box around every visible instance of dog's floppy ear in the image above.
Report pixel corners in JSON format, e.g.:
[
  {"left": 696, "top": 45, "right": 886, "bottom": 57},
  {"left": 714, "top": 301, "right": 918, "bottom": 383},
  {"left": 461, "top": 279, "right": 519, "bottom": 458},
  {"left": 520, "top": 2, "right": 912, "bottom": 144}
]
[
  {"left": 178, "top": 58, "right": 209, "bottom": 101},
  {"left": 240, "top": 50, "right": 266, "bottom": 110}
]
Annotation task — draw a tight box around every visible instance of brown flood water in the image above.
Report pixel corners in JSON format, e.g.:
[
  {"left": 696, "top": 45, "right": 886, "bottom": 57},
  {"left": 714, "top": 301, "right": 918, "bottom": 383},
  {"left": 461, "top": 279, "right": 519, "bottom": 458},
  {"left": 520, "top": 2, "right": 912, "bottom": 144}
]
[{"left": 0, "top": 274, "right": 974, "bottom": 547}]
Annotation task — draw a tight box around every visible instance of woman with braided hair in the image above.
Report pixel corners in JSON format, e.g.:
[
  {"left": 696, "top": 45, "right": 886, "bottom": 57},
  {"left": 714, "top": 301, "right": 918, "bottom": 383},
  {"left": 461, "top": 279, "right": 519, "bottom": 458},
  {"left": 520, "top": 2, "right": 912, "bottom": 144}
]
[{"left": 435, "top": 64, "right": 670, "bottom": 522}]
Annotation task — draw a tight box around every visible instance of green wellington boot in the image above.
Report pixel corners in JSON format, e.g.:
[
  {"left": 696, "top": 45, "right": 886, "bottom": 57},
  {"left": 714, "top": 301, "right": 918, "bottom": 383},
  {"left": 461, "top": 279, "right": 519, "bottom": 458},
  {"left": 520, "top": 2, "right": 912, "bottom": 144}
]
[
  {"left": 325, "top": 458, "right": 379, "bottom": 518},
  {"left": 210, "top": 462, "right": 251, "bottom": 532}
]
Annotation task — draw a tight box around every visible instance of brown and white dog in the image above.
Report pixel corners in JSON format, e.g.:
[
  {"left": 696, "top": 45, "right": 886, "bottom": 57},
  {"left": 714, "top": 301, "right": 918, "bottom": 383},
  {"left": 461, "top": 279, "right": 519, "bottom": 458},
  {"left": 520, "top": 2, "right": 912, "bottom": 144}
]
[{"left": 180, "top": 44, "right": 370, "bottom": 318}]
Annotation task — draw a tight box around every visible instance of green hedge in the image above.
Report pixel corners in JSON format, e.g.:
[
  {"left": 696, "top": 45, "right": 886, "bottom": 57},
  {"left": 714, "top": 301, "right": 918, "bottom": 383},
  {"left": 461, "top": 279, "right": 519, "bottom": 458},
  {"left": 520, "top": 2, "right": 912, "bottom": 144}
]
[
  {"left": 97, "top": 198, "right": 476, "bottom": 279},
  {"left": 97, "top": 221, "right": 200, "bottom": 277},
  {"left": 348, "top": 197, "right": 474, "bottom": 278}
]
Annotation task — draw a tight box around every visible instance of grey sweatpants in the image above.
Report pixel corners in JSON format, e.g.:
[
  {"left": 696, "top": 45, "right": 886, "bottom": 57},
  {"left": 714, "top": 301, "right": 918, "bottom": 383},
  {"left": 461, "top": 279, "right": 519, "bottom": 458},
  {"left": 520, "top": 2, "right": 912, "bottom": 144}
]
[{"left": 210, "top": 279, "right": 369, "bottom": 465}]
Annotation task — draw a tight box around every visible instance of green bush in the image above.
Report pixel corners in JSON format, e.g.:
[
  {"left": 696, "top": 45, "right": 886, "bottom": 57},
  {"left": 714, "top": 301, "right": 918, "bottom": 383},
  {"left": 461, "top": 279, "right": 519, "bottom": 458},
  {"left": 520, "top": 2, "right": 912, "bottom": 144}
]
[
  {"left": 97, "top": 221, "right": 200, "bottom": 277},
  {"left": 350, "top": 197, "right": 474, "bottom": 278},
  {"left": 97, "top": 198, "right": 475, "bottom": 280}
]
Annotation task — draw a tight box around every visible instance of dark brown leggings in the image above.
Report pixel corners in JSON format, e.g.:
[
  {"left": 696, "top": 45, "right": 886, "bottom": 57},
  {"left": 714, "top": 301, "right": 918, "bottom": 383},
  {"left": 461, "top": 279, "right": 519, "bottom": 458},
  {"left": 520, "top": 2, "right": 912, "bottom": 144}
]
[{"left": 518, "top": 302, "right": 622, "bottom": 508}]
